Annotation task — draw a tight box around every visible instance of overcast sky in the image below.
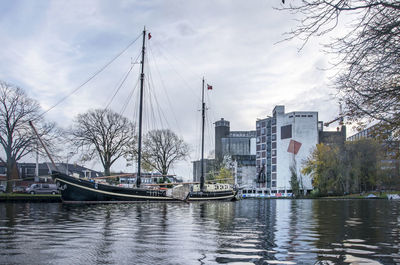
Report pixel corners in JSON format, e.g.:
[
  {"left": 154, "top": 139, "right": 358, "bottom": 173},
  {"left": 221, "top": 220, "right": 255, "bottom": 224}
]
[{"left": 0, "top": 0, "right": 347, "bottom": 180}]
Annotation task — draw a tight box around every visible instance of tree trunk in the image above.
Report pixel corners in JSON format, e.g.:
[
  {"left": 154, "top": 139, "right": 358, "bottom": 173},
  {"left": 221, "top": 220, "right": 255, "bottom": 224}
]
[
  {"left": 162, "top": 166, "right": 167, "bottom": 182},
  {"left": 104, "top": 162, "right": 111, "bottom": 177},
  {"left": 5, "top": 159, "right": 15, "bottom": 193}
]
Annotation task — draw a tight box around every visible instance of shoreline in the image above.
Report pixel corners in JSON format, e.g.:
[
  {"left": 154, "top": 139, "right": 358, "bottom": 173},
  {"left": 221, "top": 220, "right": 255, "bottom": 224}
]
[{"left": 0, "top": 194, "right": 62, "bottom": 202}]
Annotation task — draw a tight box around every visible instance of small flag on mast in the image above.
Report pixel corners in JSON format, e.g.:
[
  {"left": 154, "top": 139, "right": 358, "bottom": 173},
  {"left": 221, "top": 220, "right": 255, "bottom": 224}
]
[
  {"left": 148, "top": 33, "right": 152, "bottom": 40},
  {"left": 207, "top": 84, "right": 213, "bottom": 90}
]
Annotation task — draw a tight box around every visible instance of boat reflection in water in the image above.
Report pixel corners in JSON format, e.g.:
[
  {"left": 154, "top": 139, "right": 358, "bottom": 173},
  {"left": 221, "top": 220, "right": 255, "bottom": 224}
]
[{"left": 1, "top": 199, "right": 399, "bottom": 264}]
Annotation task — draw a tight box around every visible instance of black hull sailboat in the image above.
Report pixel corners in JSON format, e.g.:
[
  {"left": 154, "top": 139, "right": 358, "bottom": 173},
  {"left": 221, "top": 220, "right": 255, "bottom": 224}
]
[
  {"left": 31, "top": 28, "right": 237, "bottom": 203},
  {"left": 53, "top": 171, "right": 236, "bottom": 203}
]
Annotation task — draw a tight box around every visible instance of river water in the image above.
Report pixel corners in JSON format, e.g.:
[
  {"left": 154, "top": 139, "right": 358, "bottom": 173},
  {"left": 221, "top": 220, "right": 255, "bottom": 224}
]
[{"left": 0, "top": 199, "right": 399, "bottom": 265}]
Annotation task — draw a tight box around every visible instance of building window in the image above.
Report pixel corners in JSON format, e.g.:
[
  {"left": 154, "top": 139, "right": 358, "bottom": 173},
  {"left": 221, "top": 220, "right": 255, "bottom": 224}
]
[
  {"left": 301, "top": 115, "right": 307, "bottom": 117},
  {"left": 281, "top": 124, "right": 292, "bottom": 139},
  {"left": 262, "top": 151, "right": 266, "bottom": 158},
  {"left": 295, "top": 115, "right": 300, "bottom": 117},
  {"left": 289, "top": 115, "right": 293, "bottom": 118},
  {"left": 256, "top": 145, "right": 261, "bottom": 151},
  {"left": 262, "top": 159, "right": 266, "bottom": 165},
  {"left": 272, "top": 142, "right": 276, "bottom": 149},
  {"left": 272, "top": 173, "right": 276, "bottom": 180},
  {"left": 261, "top": 128, "right": 265, "bottom": 135},
  {"left": 262, "top": 136, "right": 266, "bottom": 142},
  {"left": 272, "top": 134, "right": 276, "bottom": 141},
  {"left": 272, "top": 157, "right": 276, "bottom": 164},
  {"left": 308, "top": 115, "right": 313, "bottom": 117},
  {"left": 272, "top": 181, "right": 276, "bottom": 187},
  {"left": 272, "top": 150, "right": 276, "bottom": 156},
  {"left": 272, "top": 165, "right": 276, "bottom": 172},
  {"left": 272, "top": 126, "right": 276, "bottom": 133},
  {"left": 262, "top": 144, "right": 266, "bottom": 150},
  {"left": 261, "top": 121, "right": 266, "bottom": 127}
]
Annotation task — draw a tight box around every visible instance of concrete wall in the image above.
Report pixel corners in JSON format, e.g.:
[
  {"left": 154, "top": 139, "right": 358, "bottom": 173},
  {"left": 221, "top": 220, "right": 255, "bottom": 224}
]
[{"left": 276, "top": 111, "right": 318, "bottom": 192}]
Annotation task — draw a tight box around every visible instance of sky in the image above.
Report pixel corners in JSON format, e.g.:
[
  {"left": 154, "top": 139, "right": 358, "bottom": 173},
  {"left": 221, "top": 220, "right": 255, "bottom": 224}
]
[{"left": 0, "top": 0, "right": 347, "bottom": 181}]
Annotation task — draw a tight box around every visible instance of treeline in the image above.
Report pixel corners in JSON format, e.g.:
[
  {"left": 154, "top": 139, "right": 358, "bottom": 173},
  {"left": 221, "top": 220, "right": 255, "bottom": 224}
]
[{"left": 302, "top": 139, "right": 399, "bottom": 196}]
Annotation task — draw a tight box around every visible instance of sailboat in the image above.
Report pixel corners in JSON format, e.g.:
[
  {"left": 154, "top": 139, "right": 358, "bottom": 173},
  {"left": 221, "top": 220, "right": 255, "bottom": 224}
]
[{"left": 31, "top": 28, "right": 237, "bottom": 203}]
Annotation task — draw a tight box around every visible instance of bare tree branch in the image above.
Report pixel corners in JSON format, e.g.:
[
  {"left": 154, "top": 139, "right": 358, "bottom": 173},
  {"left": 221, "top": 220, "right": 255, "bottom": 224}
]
[
  {"left": 278, "top": 0, "right": 400, "bottom": 140},
  {"left": 0, "top": 81, "right": 58, "bottom": 192},
  {"left": 69, "top": 108, "right": 136, "bottom": 176}
]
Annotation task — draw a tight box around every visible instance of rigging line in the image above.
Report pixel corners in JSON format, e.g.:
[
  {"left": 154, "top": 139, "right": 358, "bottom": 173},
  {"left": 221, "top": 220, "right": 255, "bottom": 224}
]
[
  {"left": 148, "top": 77, "right": 166, "bottom": 131},
  {"left": 145, "top": 59, "right": 171, "bottom": 131},
  {"left": 106, "top": 50, "right": 142, "bottom": 110},
  {"left": 146, "top": 47, "right": 168, "bottom": 131},
  {"left": 145, "top": 58, "right": 167, "bottom": 131},
  {"left": 105, "top": 64, "right": 134, "bottom": 110},
  {"left": 148, "top": 43, "right": 182, "bottom": 134},
  {"left": 151, "top": 42, "right": 202, "bottom": 104},
  {"left": 152, "top": 40, "right": 203, "bottom": 83},
  {"left": 39, "top": 32, "right": 142, "bottom": 118},
  {"left": 205, "top": 113, "right": 213, "bottom": 158},
  {"left": 144, "top": 75, "right": 159, "bottom": 132},
  {"left": 205, "top": 91, "right": 217, "bottom": 148},
  {"left": 120, "top": 76, "right": 140, "bottom": 117}
]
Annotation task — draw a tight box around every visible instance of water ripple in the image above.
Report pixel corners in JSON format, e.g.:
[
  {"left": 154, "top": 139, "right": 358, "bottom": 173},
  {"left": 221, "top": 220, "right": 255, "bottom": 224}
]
[{"left": 0, "top": 200, "right": 399, "bottom": 264}]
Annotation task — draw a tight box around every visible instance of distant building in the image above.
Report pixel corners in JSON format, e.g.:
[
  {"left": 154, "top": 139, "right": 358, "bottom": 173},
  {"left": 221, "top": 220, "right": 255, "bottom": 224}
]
[
  {"left": 319, "top": 122, "right": 346, "bottom": 146},
  {"left": 0, "top": 162, "right": 103, "bottom": 186},
  {"left": 193, "top": 118, "right": 256, "bottom": 184},
  {"left": 119, "top": 172, "right": 181, "bottom": 185},
  {"left": 256, "top": 105, "right": 318, "bottom": 195},
  {"left": 192, "top": 159, "right": 217, "bottom": 183}
]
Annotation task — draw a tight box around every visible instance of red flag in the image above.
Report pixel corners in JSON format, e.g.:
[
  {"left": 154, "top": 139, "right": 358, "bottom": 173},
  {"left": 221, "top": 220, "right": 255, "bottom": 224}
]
[
  {"left": 207, "top": 84, "right": 213, "bottom": 90},
  {"left": 148, "top": 33, "right": 152, "bottom": 40}
]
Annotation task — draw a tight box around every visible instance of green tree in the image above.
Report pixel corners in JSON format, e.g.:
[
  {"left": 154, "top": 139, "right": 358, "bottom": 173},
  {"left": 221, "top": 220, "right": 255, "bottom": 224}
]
[
  {"left": 303, "top": 139, "right": 386, "bottom": 195},
  {"left": 302, "top": 143, "right": 341, "bottom": 195},
  {"left": 289, "top": 160, "right": 300, "bottom": 197},
  {"left": 215, "top": 167, "right": 233, "bottom": 184}
]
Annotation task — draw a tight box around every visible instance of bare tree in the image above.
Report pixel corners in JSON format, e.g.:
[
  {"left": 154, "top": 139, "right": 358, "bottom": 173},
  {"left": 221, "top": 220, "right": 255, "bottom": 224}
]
[
  {"left": 0, "top": 81, "right": 56, "bottom": 193},
  {"left": 279, "top": 1, "right": 400, "bottom": 139},
  {"left": 70, "top": 108, "right": 136, "bottom": 176},
  {"left": 141, "top": 129, "right": 189, "bottom": 180}
]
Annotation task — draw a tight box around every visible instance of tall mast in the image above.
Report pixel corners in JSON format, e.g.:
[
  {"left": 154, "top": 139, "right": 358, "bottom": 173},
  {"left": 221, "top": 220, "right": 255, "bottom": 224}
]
[
  {"left": 137, "top": 27, "right": 146, "bottom": 187},
  {"left": 200, "top": 77, "right": 205, "bottom": 191}
]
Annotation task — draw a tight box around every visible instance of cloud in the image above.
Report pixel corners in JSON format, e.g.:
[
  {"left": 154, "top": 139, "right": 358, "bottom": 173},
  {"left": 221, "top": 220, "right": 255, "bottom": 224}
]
[{"left": 0, "top": 0, "right": 344, "bottom": 180}]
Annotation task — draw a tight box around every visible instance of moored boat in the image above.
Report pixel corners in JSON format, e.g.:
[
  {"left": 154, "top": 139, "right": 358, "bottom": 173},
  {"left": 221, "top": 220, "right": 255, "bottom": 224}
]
[{"left": 31, "top": 28, "right": 237, "bottom": 203}]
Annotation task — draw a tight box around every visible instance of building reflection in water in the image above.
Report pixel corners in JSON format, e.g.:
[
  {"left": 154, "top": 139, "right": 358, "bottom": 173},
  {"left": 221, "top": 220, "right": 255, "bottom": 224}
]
[{"left": 1, "top": 200, "right": 400, "bottom": 264}]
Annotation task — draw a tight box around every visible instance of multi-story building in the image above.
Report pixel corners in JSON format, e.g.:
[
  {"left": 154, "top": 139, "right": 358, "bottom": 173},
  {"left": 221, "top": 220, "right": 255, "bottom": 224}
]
[
  {"left": 192, "top": 159, "right": 217, "bottom": 183},
  {"left": 256, "top": 106, "right": 318, "bottom": 195},
  {"left": 193, "top": 118, "right": 256, "bottom": 184}
]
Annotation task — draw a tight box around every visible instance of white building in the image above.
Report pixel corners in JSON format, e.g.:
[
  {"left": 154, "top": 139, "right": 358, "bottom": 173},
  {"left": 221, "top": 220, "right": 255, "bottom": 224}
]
[{"left": 255, "top": 105, "right": 318, "bottom": 196}]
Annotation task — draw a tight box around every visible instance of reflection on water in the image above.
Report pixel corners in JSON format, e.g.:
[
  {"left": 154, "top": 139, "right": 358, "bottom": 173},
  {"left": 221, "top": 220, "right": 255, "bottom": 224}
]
[{"left": 0, "top": 200, "right": 399, "bottom": 264}]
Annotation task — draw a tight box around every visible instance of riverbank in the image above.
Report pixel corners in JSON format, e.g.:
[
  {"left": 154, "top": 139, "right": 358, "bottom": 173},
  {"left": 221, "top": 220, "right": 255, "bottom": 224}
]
[
  {"left": 0, "top": 194, "right": 61, "bottom": 202},
  {"left": 242, "top": 191, "right": 400, "bottom": 200}
]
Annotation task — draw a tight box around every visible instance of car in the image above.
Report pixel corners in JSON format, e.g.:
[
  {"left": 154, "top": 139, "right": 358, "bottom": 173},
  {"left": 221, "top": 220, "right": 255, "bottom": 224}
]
[
  {"left": 26, "top": 183, "right": 59, "bottom": 195},
  {"left": 13, "top": 186, "right": 26, "bottom": 193},
  {"left": 0, "top": 184, "right": 5, "bottom": 193}
]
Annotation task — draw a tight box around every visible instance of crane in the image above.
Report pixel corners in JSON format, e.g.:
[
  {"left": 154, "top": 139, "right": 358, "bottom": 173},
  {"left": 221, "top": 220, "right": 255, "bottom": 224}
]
[{"left": 324, "top": 103, "right": 344, "bottom": 127}]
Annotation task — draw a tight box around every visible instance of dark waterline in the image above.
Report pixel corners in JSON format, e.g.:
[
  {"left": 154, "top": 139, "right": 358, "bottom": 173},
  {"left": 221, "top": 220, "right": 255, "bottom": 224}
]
[{"left": 0, "top": 199, "right": 399, "bottom": 265}]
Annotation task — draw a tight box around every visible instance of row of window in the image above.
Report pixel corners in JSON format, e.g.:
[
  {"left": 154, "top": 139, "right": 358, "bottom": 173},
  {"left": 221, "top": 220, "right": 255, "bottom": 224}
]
[{"left": 288, "top": 114, "right": 314, "bottom": 118}]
